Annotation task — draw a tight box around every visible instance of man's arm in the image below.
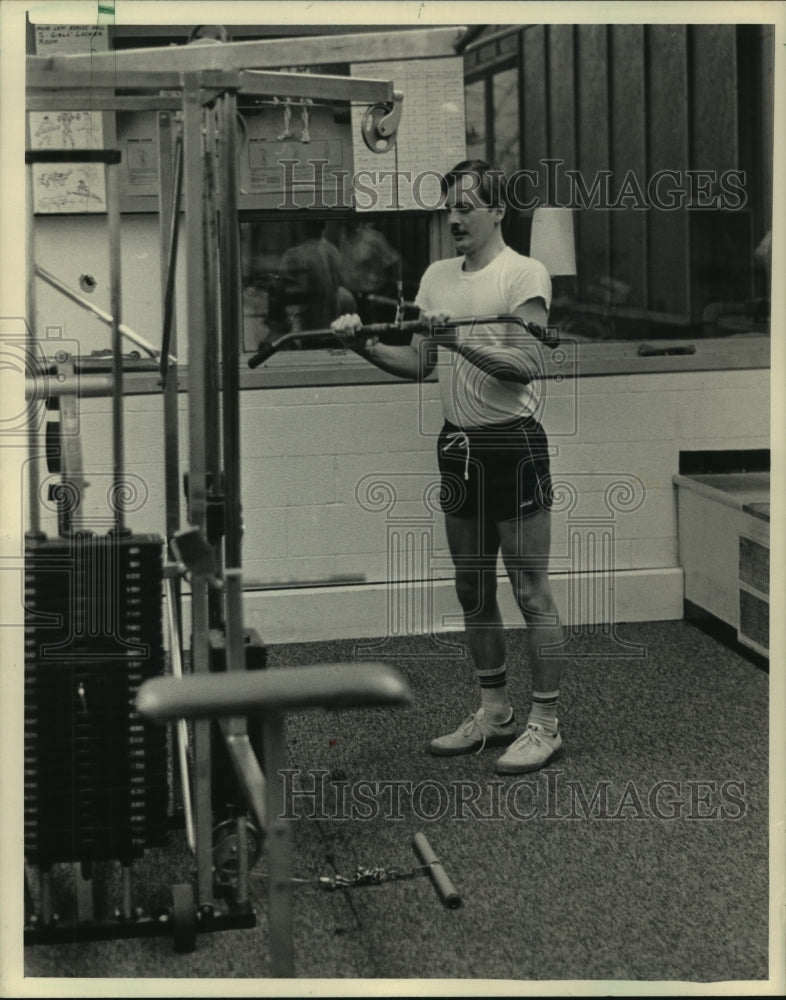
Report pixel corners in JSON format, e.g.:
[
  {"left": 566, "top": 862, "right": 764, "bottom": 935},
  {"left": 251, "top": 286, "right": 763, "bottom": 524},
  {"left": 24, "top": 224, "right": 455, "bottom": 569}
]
[
  {"left": 331, "top": 314, "right": 436, "bottom": 381},
  {"left": 355, "top": 333, "right": 436, "bottom": 381},
  {"left": 430, "top": 297, "right": 548, "bottom": 385}
]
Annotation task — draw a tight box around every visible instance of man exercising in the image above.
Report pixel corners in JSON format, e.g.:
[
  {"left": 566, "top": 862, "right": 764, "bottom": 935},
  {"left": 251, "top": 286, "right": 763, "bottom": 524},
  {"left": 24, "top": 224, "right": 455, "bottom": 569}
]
[{"left": 332, "top": 159, "right": 564, "bottom": 774}]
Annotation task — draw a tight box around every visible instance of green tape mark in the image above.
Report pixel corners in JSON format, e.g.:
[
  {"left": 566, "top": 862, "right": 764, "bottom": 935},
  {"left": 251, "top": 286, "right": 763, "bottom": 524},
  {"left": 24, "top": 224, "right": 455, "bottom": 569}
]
[{"left": 97, "top": 3, "right": 115, "bottom": 26}]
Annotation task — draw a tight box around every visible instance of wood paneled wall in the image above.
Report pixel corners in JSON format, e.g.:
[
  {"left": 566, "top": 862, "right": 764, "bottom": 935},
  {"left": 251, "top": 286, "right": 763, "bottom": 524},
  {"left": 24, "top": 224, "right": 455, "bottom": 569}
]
[{"left": 471, "top": 23, "right": 773, "bottom": 326}]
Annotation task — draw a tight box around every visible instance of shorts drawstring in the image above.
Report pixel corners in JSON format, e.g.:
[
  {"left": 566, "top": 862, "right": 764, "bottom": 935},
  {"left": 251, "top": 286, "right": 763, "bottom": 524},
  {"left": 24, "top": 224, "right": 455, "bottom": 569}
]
[{"left": 444, "top": 430, "right": 471, "bottom": 480}]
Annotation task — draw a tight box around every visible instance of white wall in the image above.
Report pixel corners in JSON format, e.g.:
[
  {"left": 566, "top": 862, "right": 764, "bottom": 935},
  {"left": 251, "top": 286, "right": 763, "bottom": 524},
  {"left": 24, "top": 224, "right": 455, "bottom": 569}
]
[{"left": 33, "top": 214, "right": 187, "bottom": 362}]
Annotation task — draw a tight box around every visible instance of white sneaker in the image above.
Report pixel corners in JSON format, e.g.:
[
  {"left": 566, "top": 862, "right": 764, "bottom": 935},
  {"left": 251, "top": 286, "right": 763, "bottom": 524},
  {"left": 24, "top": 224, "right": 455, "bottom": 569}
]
[
  {"left": 495, "top": 722, "right": 563, "bottom": 774},
  {"left": 427, "top": 707, "right": 518, "bottom": 756}
]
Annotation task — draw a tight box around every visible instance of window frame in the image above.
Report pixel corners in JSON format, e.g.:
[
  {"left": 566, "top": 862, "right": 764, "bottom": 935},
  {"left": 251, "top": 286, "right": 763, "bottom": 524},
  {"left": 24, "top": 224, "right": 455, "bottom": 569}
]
[{"left": 237, "top": 332, "right": 770, "bottom": 391}]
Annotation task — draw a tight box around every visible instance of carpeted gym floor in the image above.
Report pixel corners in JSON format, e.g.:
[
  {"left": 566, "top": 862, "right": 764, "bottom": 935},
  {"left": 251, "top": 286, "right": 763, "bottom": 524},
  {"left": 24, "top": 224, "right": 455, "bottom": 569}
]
[{"left": 21, "top": 619, "right": 770, "bottom": 987}]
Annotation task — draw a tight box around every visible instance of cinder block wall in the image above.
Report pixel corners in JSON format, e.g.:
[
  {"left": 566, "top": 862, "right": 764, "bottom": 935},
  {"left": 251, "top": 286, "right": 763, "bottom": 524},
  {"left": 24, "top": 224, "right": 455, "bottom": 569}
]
[{"left": 30, "top": 368, "right": 769, "bottom": 644}]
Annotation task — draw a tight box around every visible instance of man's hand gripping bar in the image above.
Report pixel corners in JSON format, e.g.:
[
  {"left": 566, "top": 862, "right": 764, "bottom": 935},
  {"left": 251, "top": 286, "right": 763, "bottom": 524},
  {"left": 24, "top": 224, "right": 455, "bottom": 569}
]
[{"left": 247, "top": 320, "right": 426, "bottom": 369}]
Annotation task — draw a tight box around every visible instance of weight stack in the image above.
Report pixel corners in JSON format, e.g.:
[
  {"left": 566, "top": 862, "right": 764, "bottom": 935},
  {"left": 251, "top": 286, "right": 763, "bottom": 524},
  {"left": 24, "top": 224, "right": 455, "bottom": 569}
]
[
  {"left": 24, "top": 532, "right": 169, "bottom": 869},
  {"left": 208, "top": 627, "right": 267, "bottom": 821}
]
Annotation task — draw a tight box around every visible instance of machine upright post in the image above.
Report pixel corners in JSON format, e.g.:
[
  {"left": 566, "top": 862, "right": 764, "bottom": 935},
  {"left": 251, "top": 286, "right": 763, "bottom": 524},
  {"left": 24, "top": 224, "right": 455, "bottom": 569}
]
[
  {"left": 218, "top": 88, "right": 247, "bottom": 682},
  {"left": 157, "top": 112, "right": 183, "bottom": 549},
  {"left": 218, "top": 89, "right": 243, "bottom": 576},
  {"left": 105, "top": 156, "right": 126, "bottom": 535},
  {"left": 182, "top": 72, "right": 215, "bottom": 911},
  {"left": 218, "top": 88, "right": 254, "bottom": 910},
  {"left": 203, "top": 103, "right": 224, "bottom": 631},
  {"left": 158, "top": 118, "right": 186, "bottom": 844},
  {"left": 25, "top": 152, "right": 42, "bottom": 538},
  {"left": 263, "top": 711, "right": 294, "bottom": 978}
]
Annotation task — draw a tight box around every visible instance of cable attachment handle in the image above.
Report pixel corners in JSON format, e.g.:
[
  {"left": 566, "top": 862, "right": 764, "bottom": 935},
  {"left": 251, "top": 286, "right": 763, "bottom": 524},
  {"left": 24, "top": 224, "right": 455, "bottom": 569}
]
[
  {"left": 412, "top": 832, "right": 462, "bottom": 909},
  {"left": 247, "top": 318, "right": 426, "bottom": 369}
]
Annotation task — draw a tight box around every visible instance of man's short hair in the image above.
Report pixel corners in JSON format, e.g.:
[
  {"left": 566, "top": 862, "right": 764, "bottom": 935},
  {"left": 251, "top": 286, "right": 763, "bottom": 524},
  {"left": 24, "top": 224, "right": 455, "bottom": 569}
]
[{"left": 441, "top": 159, "right": 507, "bottom": 209}]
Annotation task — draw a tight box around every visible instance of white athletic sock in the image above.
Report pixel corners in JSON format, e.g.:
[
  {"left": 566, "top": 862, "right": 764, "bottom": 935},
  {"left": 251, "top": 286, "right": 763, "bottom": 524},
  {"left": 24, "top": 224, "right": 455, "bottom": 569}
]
[
  {"left": 476, "top": 666, "right": 513, "bottom": 723},
  {"left": 528, "top": 690, "right": 559, "bottom": 734}
]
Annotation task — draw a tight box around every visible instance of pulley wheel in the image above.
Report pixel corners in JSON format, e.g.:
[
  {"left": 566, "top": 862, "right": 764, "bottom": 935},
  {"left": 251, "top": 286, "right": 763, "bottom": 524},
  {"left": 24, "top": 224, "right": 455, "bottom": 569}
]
[
  {"left": 212, "top": 818, "right": 263, "bottom": 890},
  {"left": 362, "top": 104, "right": 398, "bottom": 154}
]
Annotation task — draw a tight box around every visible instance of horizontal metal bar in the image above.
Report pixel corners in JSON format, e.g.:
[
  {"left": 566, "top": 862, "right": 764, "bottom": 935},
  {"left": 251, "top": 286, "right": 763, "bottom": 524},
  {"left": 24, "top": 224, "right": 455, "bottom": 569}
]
[
  {"left": 24, "top": 909, "right": 255, "bottom": 946},
  {"left": 240, "top": 70, "right": 393, "bottom": 103},
  {"left": 461, "top": 24, "right": 527, "bottom": 55},
  {"left": 137, "top": 662, "right": 413, "bottom": 720},
  {"left": 27, "top": 93, "right": 184, "bottom": 112},
  {"left": 242, "top": 573, "right": 366, "bottom": 591},
  {"left": 248, "top": 319, "right": 422, "bottom": 369},
  {"left": 27, "top": 26, "right": 465, "bottom": 75},
  {"left": 26, "top": 65, "right": 242, "bottom": 91},
  {"left": 247, "top": 313, "right": 557, "bottom": 370},
  {"left": 28, "top": 67, "right": 394, "bottom": 106},
  {"left": 26, "top": 375, "right": 114, "bottom": 399}
]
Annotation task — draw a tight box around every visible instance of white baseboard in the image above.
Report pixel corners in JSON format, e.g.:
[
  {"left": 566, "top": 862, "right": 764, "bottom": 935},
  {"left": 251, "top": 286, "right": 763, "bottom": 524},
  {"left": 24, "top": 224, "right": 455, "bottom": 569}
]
[{"left": 179, "top": 569, "right": 684, "bottom": 646}]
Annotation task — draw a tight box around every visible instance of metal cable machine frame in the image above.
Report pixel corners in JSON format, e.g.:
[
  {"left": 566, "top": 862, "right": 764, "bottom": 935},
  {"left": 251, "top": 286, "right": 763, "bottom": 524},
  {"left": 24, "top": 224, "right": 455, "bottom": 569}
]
[{"left": 24, "top": 31, "right": 470, "bottom": 972}]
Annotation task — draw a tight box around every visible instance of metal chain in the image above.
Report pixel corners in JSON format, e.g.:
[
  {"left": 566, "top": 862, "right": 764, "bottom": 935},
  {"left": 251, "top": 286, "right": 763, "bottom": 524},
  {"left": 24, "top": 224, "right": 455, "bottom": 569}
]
[
  {"left": 313, "top": 863, "right": 431, "bottom": 891},
  {"left": 272, "top": 861, "right": 436, "bottom": 891}
]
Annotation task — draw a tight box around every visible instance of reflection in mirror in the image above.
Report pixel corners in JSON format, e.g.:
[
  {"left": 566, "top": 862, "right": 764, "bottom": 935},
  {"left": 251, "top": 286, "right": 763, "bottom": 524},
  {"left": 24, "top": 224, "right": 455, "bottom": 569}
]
[{"left": 240, "top": 213, "right": 432, "bottom": 357}]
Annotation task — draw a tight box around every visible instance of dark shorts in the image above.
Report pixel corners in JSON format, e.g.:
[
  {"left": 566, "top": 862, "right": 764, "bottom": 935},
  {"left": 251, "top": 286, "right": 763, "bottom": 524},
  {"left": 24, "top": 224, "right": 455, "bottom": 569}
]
[{"left": 436, "top": 416, "right": 553, "bottom": 522}]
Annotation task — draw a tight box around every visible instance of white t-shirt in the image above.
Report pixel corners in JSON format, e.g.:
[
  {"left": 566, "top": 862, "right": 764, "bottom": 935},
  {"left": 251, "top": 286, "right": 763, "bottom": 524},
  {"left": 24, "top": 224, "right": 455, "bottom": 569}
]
[{"left": 415, "top": 246, "right": 552, "bottom": 428}]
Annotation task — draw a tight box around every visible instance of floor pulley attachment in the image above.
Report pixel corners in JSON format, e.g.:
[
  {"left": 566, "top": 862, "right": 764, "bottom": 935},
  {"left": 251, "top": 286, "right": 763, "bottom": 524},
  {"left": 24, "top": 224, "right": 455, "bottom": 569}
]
[
  {"left": 212, "top": 818, "right": 264, "bottom": 892},
  {"left": 255, "top": 833, "right": 462, "bottom": 909}
]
